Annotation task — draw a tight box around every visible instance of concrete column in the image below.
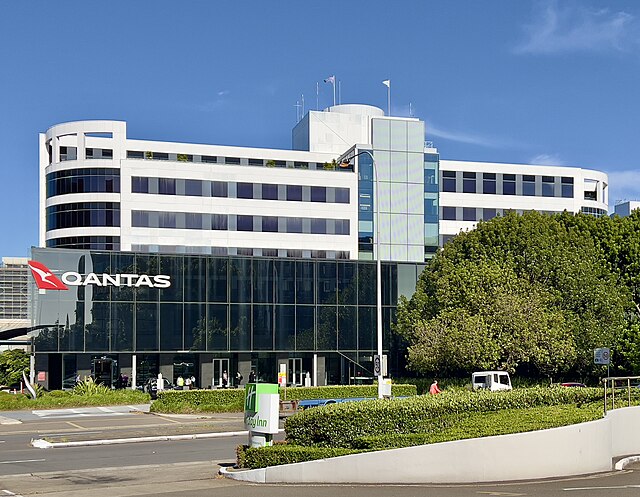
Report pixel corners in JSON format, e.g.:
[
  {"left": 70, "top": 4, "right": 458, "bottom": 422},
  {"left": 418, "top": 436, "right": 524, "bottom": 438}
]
[
  {"left": 159, "top": 355, "right": 173, "bottom": 383},
  {"left": 131, "top": 354, "right": 137, "bottom": 390},
  {"left": 199, "top": 353, "right": 214, "bottom": 389}
]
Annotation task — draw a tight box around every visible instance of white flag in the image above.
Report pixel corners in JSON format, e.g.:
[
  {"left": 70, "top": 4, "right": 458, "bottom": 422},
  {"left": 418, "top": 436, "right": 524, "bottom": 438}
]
[
  {"left": 382, "top": 80, "right": 390, "bottom": 88},
  {"left": 324, "top": 75, "right": 335, "bottom": 84}
]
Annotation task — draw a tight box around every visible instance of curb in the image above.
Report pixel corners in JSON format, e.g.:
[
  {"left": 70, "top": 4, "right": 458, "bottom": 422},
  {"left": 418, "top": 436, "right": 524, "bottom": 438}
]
[
  {"left": 219, "top": 465, "right": 267, "bottom": 483},
  {"left": 31, "top": 430, "right": 250, "bottom": 449},
  {"left": 615, "top": 455, "right": 640, "bottom": 470}
]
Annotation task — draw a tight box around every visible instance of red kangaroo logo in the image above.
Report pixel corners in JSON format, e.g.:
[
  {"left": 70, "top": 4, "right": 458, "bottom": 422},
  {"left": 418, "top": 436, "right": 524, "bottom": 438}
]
[{"left": 27, "top": 260, "right": 68, "bottom": 290}]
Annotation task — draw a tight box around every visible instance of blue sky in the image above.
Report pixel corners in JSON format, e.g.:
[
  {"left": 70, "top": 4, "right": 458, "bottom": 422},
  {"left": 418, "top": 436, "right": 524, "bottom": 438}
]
[{"left": 1, "top": 0, "right": 639, "bottom": 256}]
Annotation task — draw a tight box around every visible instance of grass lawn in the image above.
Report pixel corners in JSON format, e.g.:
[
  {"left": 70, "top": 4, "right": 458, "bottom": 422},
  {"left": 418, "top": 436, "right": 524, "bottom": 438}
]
[{"left": 0, "top": 389, "right": 150, "bottom": 411}]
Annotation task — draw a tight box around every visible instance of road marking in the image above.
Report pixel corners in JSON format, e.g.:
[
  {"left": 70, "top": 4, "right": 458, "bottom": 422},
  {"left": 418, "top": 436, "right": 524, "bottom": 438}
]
[
  {"left": 0, "top": 459, "right": 45, "bottom": 465},
  {"left": 42, "top": 431, "right": 103, "bottom": 437},
  {"left": 564, "top": 485, "right": 640, "bottom": 491},
  {"left": 2, "top": 490, "right": 25, "bottom": 497},
  {"left": 477, "top": 492, "right": 526, "bottom": 496},
  {"left": 66, "top": 421, "right": 86, "bottom": 430}
]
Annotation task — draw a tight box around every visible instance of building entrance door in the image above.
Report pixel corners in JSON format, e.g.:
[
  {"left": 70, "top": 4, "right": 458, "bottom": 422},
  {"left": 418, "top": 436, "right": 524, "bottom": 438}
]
[
  {"left": 288, "top": 358, "right": 303, "bottom": 386},
  {"left": 212, "top": 358, "right": 230, "bottom": 388}
]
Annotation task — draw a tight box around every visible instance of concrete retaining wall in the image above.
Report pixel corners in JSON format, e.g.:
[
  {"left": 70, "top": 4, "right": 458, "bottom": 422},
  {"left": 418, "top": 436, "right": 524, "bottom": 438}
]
[{"left": 229, "top": 406, "right": 640, "bottom": 484}]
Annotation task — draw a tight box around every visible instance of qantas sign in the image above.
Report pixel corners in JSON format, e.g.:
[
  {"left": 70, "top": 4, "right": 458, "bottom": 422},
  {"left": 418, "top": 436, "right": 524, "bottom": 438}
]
[{"left": 28, "top": 260, "right": 171, "bottom": 290}]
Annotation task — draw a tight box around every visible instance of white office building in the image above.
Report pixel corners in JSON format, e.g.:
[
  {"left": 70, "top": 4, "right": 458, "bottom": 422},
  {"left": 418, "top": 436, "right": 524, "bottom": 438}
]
[{"left": 438, "top": 160, "right": 609, "bottom": 245}]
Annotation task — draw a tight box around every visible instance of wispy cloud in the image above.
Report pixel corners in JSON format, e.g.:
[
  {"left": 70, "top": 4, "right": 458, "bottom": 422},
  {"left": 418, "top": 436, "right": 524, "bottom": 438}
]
[
  {"left": 607, "top": 170, "right": 640, "bottom": 206},
  {"left": 184, "top": 90, "right": 231, "bottom": 112},
  {"left": 514, "top": 1, "right": 637, "bottom": 55},
  {"left": 426, "top": 121, "right": 524, "bottom": 149},
  {"left": 530, "top": 153, "right": 565, "bottom": 166}
]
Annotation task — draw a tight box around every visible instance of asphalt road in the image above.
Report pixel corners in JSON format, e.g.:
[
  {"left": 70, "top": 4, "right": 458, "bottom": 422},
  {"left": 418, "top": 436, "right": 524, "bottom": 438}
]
[{"left": 3, "top": 406, "right": 640, "bottom": 496}]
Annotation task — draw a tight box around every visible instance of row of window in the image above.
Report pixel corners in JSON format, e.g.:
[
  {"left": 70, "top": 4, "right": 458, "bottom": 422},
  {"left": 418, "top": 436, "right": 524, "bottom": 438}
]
[
  {"left": 441, "top": 206, "right": 565, "bottom": 222},
  {"left": 46, "top": 169, "right": 121, "bottom": 197},
  {"left": 132, "top": 177, "right": 350, "bottom": 204},
  {"left": 126, "top": 151, "right": 352, "bottom": 172},
  {"left": 131, "top": 211, "right": 351, "bottom": 235},
  {"left": 46, "top": 236, "right": 121, "bottom": 251},
  {"left": 441, "top": 172, "right": 575, "bottom": 198},
  {"left": 131, "top": 244, "right": 350, "bottom": 259},
  {"left": 46, "top": 203, "right": 120, "bottom": 230},
  {"left": 34, "top": 302, "right": 390, "bottom": 353},
  {"left": 58, "top": 147, "right": 114, "bottom": 161}
]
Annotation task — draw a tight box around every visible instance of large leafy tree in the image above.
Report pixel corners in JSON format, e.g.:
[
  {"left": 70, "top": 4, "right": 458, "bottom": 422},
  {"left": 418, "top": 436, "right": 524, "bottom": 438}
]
[
  {"left": 0, "top": 349, "right": 30, "bottom": 387},
  {"left": 396, "top": 211, "right": 632, "bottom": 378}
]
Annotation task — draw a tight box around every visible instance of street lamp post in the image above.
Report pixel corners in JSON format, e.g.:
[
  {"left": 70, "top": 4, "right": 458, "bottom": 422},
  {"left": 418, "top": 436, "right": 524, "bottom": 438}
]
[{"left": 340, "top": 150, "right": 384, "bottom": 399}]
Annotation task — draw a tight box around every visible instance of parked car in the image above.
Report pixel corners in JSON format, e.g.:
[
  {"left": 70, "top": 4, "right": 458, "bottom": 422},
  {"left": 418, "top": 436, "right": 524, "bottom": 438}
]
[
  {"left": 560, "top": 382, "right": 587, "bottom": 388},
  {"left": 472, "top": 371, "right": 512, "bottom": 391},
  {"left": 144, "top": 378, "right": 173, "bottom": 399}
]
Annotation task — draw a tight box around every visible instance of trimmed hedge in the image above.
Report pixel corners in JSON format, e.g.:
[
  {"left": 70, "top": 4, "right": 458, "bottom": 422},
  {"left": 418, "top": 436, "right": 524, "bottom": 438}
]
[
  {"left": 351, "top": 403, "right": 603, "bottom": 450},
  {"left": 0, "top": 389, "right": 149, "bottom": 411},
  {"left": 151, "top": 389, "right": 244, "bottom": 413},
  {"left": 285, "top": 387, "right": 604, "bottom": 447},
  {"left": 151, "top": 384, "right": 417, "bottom": 413},
  {"left": 237, "top": 443, "right": 360, "bottom": 469}
]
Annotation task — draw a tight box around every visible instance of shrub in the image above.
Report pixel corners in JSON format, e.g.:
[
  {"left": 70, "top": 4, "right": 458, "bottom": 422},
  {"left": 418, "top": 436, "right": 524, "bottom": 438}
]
[
  {"left": 237, "top": 443, "right": 360, "bottom": 469},
  {"left": 73, "top": 380, "right": 111, "bottom": 396},
  {"left": 151, "top": 389, "right": 245, "bottom": 413},
  {"left": 285, "top": 387, "right": 603, "bottom": 447},
  {"left": 151, "top": 384, "right": 417, "bottom": 414}
]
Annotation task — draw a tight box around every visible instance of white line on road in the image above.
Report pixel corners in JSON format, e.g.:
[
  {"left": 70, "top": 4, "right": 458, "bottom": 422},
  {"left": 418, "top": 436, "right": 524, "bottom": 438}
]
[
  {"left": 41, "top": 431, "right": 103, "bottom": 437},
  {"left": 0, "top": 459, "right": 45, "bottom": 465},
  {"left": 2, "top": 490, "right": 25, "bottom": 497},
  {"left": 564, "top": 485, "right": 640, "bottom": 491}
]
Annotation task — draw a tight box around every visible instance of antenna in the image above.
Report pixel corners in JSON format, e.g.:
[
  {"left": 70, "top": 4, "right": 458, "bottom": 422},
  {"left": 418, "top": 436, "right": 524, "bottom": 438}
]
[
  {"left": 409, "top": 102, "right": 413, "bottom": 117},
  {"left": 294, "top": 101, "right": 301, "bottom": 122},
  {"left": 338, "top": 81, "right": 341, "bottom": 105},
  {"left": 301, "top": 94, "right": 305, "bottom": 116},
  {"left": 316, "top": 82, "right": 319, "bottom": 111}
]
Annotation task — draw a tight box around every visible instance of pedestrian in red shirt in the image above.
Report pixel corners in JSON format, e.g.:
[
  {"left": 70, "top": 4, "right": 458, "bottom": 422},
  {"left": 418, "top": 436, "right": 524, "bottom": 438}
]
[{"left": 429, "top": 380, "right": 441, "bottom": 395}]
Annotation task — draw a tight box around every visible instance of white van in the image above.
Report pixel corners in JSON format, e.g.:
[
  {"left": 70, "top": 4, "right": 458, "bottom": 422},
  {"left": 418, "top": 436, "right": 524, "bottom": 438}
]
[{"left": 472, "top": 371, "right": 512, "bottom": 391}]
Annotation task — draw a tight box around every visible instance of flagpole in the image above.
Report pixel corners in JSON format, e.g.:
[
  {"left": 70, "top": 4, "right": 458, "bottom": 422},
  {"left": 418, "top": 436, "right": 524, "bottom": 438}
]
[
  {"left": 316, "top": 82, "right": 319, "bottom": 111},
  {"left": 333, "top": 80, "right": 336, "bottom": 107},
  {"left": 382, "top": 80, "right": 391, "bottom": 116}
]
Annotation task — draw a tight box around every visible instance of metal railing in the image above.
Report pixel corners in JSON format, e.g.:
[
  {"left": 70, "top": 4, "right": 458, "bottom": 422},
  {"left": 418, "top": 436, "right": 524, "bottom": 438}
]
[{"left": 602, "top": 375, "right": 640, "bottom": 414}]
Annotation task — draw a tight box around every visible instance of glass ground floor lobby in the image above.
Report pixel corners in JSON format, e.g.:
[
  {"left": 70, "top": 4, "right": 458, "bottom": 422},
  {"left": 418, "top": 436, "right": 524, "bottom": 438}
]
[{"left": 30, "top": 248, "right": 425, "bottom": 390}]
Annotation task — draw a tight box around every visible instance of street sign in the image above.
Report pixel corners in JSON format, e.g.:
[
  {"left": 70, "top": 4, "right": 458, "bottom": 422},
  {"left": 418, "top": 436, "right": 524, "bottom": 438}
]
[
  {"left": 594, "top": 347, "right": 611, "bottom": 365},
  {"left": 373, "top": 355, "right": 381, "bottom": 376}
]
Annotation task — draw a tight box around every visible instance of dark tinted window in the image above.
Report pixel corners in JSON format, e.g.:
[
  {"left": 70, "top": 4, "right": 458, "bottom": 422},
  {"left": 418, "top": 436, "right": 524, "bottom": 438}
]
[
  {"left": 287, "top": 185, "right": 302, "bottom": 201},
  {"left": 442, "top": 206, "right": 456, "bottom": 220},
  {"left": 262, "top": 184, "right": 278, "bottom": 200},
  {"left": 237, "top": 183, "right": 253, "bottom": 199}
]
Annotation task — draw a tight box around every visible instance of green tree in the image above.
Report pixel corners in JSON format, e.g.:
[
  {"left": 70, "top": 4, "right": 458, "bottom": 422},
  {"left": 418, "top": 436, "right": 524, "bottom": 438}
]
[
  {"left": 0, "top": 349, "right": 30, "bottom": 387},
  {"left": 396, "top": 211, "right": 632, "bottom": 379}
]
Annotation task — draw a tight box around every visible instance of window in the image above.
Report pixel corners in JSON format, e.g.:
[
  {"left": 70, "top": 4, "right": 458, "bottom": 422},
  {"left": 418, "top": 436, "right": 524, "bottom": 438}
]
[
  {"left": 159, "top": 212, "right": 176, "bottom": 228},
  {"left": 311, "top": 186, "right": 327, "bottom": 202},
  {"left": 185, "top": 179, "right": 203, "bottom": 196},
  {"left": 294, "top": 162, "right": 308, "bottom": 169},
  {"left": 424, "top": 169, "right": 438, "bottom": 193},
  {"left": 442, "top": 206, "right": 456, "bottom": 220},
  {"left": 154, "top": 152, "right": 169, "bottom": 161},
  {"left": 237, "top": 215, "right": 253, "bottom": 231},
  {"left": 127, "top": 150, "right": 144, "bottom": 159},
  {"left": 503, "top": 174, "right": 516, "bottom": 195},
  {"left": 249, "top": 158, "right": 264, "bottom": 166},
  {"left": 59, "top": 146, "right": 77, "bottom": 161},
  {"left": 522, "top": 175, "right": 536, "bottom": 196},
  {"left": 286, "top": 185, "right": 302, "bottom": 201},
  {"left": 542, "top": 176, "right": 555, "bottom": 197},
  {"left": 483, "top": 173, "right": 496, "bottom": 194},
  {"left": 262, "top": 216, "right": 278, "bottom": 232},
  {"left": 132, "top": 176, "right": 149, "bottom": 193},
  {"left": 185, "top": 213, "right": 202, "bottom": 229},
  {"left": 442, "top": 171, "right": 456, "bottom": 192},
  {"left": 483, "top": 208, "right": 497, "bottom": 221},
  {"left": 561, "top": 177, "right": 574, "bottom": 198},
  {"left": 225, "top": 157, "right": 241, "bottom": 165},
  {"left": 132, "top": 211, "right": 149, "bottom": 227},
  {"left": 237, "top": 183, "right": 253, "bottom": 199},
  {"left": 287, "top": 217, "right": 302, "bottom": 233},
  {"left": 463, "top": 207, "right": 476, "bottom": 221},
  {"left": 211, "top": 181, "right": 228, "bottom": 197},
  {"left": 463, "top": 172, "right": 476, "bottom": 193},
  {"left": 211, "top": 214, "right": 228, "bottom": 230},
  {"left": 335, "top": 219, "right": 350, "bottom": 235},
  {"left": 311, "top": 219, "right": 326, "bottom": 234},
  {"left": 201, "top": 155, "right": 217, "bottom": 163},
  {"left": 584, "top": 190, "right": 597, "bottom": 201},
  {"left": 335, "top": 187, "right": 350, "bottom": 203},
  {"left": 262, "top": 184, "right": 278, "bottom": 200},
  {"left": 158, "top": 178, "right": 176, "bottom": 195}
]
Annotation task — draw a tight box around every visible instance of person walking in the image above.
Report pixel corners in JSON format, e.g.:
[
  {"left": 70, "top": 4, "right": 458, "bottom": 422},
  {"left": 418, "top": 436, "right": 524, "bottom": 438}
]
[
  {"left": 177, "top": 375, "right": 185, "bottom": 390},
  {"left": 248, "top": 369, "right": 256, "bottom": 384},
  {"left": 222, "top": 370, "right": 228, "bottom": 389},
  {"left": 236, "top": 371, "right": 243, "bottom": 386},
  {"left": 429, "top": 380, "right": 441, "bottom": 395}
]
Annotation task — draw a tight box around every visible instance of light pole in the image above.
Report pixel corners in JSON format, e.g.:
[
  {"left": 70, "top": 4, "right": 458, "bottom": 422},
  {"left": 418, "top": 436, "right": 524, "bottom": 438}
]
[{"left": 340, "top": 150, "right": 384, "bottom": 398}]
